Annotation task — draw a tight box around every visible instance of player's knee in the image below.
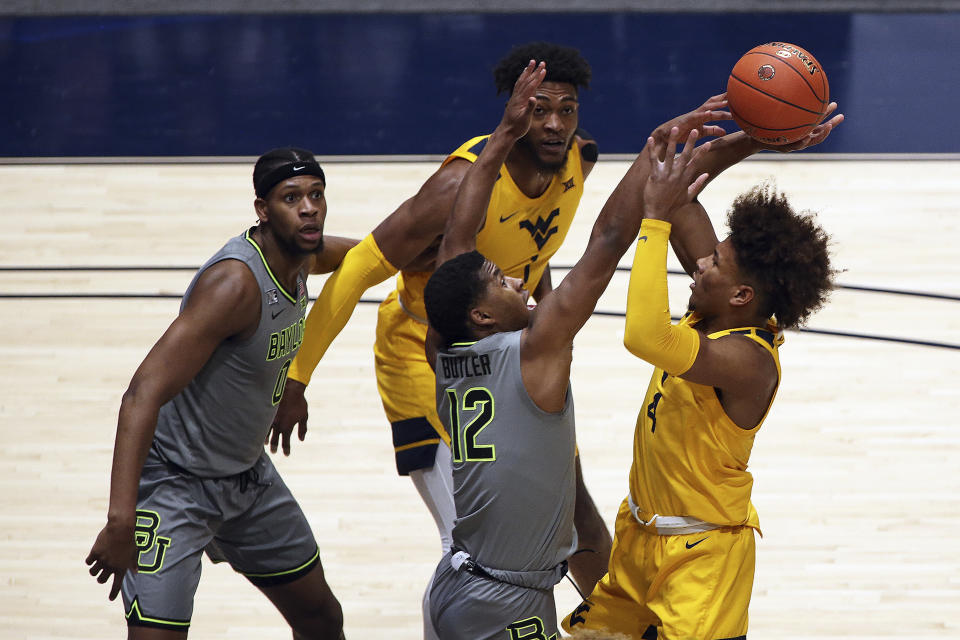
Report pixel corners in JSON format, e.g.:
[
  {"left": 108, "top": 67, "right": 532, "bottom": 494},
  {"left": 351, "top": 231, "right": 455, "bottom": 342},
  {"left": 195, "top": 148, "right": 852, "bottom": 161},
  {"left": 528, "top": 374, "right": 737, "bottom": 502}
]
[{"left": 290, "top": 596, "right": 343, "bottom": 640}]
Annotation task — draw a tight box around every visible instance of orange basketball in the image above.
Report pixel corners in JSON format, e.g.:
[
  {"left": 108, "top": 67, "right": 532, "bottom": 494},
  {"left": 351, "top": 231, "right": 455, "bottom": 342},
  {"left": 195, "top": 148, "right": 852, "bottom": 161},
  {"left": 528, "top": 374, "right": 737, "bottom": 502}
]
[{"left": 726, "top": 42, "right": 830, "bottom": 145}]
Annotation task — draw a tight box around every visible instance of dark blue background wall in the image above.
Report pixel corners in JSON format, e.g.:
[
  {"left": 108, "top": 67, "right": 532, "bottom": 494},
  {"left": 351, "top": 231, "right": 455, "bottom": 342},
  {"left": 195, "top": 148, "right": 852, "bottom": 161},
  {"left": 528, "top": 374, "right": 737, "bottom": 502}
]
[{"left": 1, "top": 12, "right": 955, "bottom": 157}]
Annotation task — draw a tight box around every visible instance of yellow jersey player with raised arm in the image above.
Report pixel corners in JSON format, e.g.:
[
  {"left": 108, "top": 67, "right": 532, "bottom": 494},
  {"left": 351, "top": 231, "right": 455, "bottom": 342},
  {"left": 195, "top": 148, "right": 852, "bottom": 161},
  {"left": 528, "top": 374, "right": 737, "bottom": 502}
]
[
  {"left": 375, "top": 126, "right": 588, "bottom": 481},
  {"left": 565, "top": 111, "right": 842, "bottom": 639},
  {"left": 269, "top": 42, "right": 614, "bottom": 638}
]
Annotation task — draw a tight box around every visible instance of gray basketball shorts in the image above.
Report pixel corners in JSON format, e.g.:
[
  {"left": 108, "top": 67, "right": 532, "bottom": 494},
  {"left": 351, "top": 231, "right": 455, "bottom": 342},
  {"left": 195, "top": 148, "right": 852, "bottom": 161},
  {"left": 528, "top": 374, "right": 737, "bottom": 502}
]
[
  {"left": 120, "top": 449, "right": 320, "bottom": 632},
  {"left": 428, "top": 552, "right": 560, "bottom": 640}
]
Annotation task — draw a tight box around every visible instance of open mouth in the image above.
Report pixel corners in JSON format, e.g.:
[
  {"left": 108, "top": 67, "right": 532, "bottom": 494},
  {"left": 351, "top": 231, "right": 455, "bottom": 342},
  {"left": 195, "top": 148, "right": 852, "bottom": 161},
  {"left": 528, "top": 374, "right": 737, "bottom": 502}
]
[
  {"left": 299, "top": 226, "right": 321, "bottom": 242},
  {"left": 541, "top": 140, "right": 565, "bottom": 153}
]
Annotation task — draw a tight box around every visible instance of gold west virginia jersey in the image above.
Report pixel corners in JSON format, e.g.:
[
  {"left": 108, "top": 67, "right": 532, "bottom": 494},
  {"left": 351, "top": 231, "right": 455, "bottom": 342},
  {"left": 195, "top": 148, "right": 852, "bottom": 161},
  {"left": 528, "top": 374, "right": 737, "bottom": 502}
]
[
  {"left": 630, "top": 314, "right": 784, "bottom": 530},
  {"left": 455, "top": 133, "right": 585, "bottom": 290},
  {"left": 393, "top": 133, "right": 587, "bottom": 322},
  {"left": 378, "top": 133, "right": 588, "bottom": 474}
]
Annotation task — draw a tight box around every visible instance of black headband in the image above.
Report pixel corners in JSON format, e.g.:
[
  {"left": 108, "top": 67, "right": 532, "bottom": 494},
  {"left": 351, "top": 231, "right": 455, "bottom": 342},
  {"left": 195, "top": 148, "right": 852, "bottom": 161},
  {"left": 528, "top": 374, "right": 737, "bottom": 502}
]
[{"left": 255, "top": 160, "right": 326, "bottom": 198}]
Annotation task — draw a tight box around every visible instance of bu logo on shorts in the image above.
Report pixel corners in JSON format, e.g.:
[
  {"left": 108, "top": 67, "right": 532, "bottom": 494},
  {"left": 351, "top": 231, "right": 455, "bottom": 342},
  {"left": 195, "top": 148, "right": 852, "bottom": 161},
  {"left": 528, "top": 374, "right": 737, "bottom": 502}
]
[
  {"left": 507, "top": 615, "right": 558, "bottom": 640},
  {"left": 134, "top": 510, "right": 172, "bottom": 574}
]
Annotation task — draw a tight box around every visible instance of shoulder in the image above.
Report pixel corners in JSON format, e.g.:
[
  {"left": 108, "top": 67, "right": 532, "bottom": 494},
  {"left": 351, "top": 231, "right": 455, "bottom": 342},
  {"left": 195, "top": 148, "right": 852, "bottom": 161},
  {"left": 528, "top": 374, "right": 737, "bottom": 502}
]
[
  {"left": 443, "top": 134, "right": 490, "bottom": 166},
  {"left": 188, "top": 258, "right": 261, "bottom": 315},
  {"left": 165, "top": 258, "right": 263, "bottom": 341},
  {"left": 709, "top": 330, "right": 779, "bottom": 387},
  {"left": 413, "top": 156, "right": 473, "bottom": 209}
]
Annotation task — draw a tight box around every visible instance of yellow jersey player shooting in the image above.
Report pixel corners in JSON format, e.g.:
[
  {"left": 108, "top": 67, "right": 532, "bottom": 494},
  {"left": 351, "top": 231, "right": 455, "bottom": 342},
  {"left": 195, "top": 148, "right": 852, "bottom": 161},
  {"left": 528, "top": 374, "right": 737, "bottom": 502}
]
[{"left": 565, "top": 107, "right": 843, "bottom": 640}]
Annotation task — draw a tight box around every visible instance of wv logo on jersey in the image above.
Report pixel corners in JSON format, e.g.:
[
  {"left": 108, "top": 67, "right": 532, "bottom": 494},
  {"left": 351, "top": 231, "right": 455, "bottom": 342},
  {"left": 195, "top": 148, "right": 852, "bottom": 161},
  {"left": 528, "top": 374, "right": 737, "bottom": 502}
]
[
  {"left": 519, "top": 208, "right": 561, "bottom": 250},
  {"left": 134, "top": 510, "right": 172, "bottom": 574}
]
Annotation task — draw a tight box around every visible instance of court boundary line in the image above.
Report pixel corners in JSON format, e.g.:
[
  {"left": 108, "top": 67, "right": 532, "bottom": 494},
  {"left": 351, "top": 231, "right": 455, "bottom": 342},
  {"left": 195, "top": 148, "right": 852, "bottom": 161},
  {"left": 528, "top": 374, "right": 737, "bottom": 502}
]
[
  {"left": 3, "top": 265, "right": 956, "bottom": 302},
  {"left": 2, "top": 293, "right": 957, "bottom": 351}
]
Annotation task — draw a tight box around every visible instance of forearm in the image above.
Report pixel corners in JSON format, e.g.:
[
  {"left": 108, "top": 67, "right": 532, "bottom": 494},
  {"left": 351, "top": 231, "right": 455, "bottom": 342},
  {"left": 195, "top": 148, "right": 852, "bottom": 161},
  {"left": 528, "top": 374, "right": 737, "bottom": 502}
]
[
  {"left": 692, "top": 131, "right": 761, "bottom": 188},
  {"left": 539, "top": 143, "right": 653, "bottom": 333},
  {"left": 106, "top": 396, "right": 160, "bottom": 526},
  {"left": 288, "top": 234, "right": 397, "bottom": 384},
  {"left": 668, "top": 202, "right": 718, "bottom": 277},
  {"left": 437, "top": 129, "right": 515, "bottom": 264},
  {"left": 582, "top": 145, "right": 652, "bottom": 253},
  {"left": 624, "top": 219, "right": 699, "bottom": 375},
  {"left": 661, "top": 134, "right": 749, "bottom": 276}
]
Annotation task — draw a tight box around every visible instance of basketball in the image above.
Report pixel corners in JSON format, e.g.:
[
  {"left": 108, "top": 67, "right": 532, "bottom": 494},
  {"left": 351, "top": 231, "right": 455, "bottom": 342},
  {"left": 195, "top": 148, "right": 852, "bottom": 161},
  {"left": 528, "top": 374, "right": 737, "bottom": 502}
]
[{"left": 726, "top": 42, "right": 830, "bottom": 145}]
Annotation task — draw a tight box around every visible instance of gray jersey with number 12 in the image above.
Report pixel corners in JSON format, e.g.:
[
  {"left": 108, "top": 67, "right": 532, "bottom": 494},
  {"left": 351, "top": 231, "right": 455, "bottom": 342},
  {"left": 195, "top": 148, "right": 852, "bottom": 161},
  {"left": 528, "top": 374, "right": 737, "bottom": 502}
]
[{"left": 435, "top": 329, "right": 577, "bottom": 572}]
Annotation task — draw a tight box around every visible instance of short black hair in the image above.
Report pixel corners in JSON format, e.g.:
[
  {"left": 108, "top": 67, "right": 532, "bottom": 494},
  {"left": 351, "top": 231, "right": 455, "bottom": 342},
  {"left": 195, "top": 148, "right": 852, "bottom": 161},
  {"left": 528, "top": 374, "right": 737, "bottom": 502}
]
[
  {"left": 727, "top": 185, "right": 835, "bottom": 329},
  {"left": 424, "top": 251, "right": 489, "bottom": 346},
  {"left": 253, "top": 147, "right": 324, "bottom": 198},
  {"left": 493, "top": 42, "right": 591, "bottom": 95}
]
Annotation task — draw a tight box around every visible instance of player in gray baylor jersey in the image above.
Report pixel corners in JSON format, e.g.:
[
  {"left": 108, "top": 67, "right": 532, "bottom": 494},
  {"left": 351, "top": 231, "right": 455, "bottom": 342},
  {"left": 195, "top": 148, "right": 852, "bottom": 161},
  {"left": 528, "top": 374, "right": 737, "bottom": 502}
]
[{"left": 86, "top": 148, "right": 347, "bottom": 639}]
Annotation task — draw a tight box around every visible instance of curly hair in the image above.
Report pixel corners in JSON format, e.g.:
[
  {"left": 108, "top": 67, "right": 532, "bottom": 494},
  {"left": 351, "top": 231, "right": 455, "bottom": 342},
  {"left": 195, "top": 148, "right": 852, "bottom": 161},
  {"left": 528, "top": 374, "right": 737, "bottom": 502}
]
[
  {"left": 493, "top": 41, "right": 592, "bottom": 95},
  {"left": 726, "top": 184, "right": 835, "bottom": 329},
  {"left": 424, "top": 251, "right": 489, "bottom": 346}
]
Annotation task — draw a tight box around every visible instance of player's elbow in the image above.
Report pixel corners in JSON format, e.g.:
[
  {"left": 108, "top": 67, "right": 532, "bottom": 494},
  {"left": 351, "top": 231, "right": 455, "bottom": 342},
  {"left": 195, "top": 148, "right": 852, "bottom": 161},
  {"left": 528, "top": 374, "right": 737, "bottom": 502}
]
[
  {"left": 120, "top": 378, "right": 144, "bottom": 407},
  {"left": 623, "top": 316, "right": 671, "bottom": 364},
  {"left": 624, "top": 320, "right": 699, "bottom": 376},
  {"left": 120, "top": 377, "right": 166, "bottom": 417},
  {"left": 623, "top": 326, "right": 649, "bottom": 360},
  {"left": 590, "top": 223, "right": 633, "bottom": 257}
]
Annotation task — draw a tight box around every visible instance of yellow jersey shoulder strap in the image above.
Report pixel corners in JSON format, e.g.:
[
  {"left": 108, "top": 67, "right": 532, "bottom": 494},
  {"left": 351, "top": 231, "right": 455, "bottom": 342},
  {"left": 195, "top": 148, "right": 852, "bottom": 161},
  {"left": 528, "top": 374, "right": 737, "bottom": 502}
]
[
  {"left": 704, "top": 320, "right": 783, "bottom": 429},
  {"left": 442, "top": 135, "right": 489, "bottom": 166},
  {"left": 706, "top": 323, "right": 784, "bottom": 357}
]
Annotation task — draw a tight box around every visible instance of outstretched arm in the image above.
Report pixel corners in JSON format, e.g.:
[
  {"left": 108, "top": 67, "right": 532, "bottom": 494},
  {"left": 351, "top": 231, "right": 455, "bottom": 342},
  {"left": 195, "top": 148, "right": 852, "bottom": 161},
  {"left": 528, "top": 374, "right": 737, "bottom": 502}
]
[
  {"left": 269, "top": 141, "right": 473, "bottom": 456},
  {"left": 521, "top": 127, "right": 710, "bottom": 396},
  {"left": 621, "top": 129, "right": 712, "bottom": 375},
  {"left": 624, "top": 132, "right": 777, "bottom": 427},
  {"left": 520, "top": 94, "right": 731, "bottom": 363},
  {"left": 435, "top": 60, "right": 546, "bottom": 266},
  {"left": 269, "top": 233, "right": 398, "bottom": 455},
  {"left": 308, "top": 235, "right": 361, "bottom": 274}
]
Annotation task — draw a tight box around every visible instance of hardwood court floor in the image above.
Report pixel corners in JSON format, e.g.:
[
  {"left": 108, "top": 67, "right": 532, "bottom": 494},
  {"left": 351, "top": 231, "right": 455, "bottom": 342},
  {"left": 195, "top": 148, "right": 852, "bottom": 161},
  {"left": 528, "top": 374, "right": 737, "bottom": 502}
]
[{"left": 1, "top": 157, "right": 958, "bottom": 639}]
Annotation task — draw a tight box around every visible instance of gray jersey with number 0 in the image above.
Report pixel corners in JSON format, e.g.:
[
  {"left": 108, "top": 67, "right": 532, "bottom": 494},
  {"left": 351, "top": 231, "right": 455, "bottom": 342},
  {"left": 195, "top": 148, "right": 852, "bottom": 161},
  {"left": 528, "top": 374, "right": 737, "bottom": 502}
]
[{"left": 153, "top": 229, "right": 307, "bottom": 477}]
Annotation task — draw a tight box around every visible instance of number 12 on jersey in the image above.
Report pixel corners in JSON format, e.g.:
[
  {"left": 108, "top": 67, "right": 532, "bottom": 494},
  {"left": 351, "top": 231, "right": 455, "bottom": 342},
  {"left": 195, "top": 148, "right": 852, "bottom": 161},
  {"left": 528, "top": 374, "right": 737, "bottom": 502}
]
[{"left": 444, "top": 387, "right": 496, "bottom": 463}]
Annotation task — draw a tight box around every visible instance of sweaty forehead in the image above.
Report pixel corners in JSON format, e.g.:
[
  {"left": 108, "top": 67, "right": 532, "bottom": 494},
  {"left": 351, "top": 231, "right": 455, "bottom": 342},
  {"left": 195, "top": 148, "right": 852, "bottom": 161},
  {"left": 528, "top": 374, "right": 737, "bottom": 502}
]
[{"left": 536, "top": 81, "right": 578, "bottom": 101}]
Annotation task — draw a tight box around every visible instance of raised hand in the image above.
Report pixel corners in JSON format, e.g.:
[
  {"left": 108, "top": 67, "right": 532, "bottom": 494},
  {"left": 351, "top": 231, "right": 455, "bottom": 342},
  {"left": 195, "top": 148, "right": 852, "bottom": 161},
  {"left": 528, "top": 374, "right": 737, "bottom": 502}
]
[
  {"left": 267, "top": 379, "right": 309, "bottom": 455},
  {"left": 761, "top": 102, "right": 845, "bottom": 152},
  {"left": 654, "top": 93, "right": 733, "bottom": 144},
  {"left": 498, "top": 59, "right": 546, "bottom": 140},
  {"left": 643, "top": 126, "right": 711, "bottom": 222}
]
